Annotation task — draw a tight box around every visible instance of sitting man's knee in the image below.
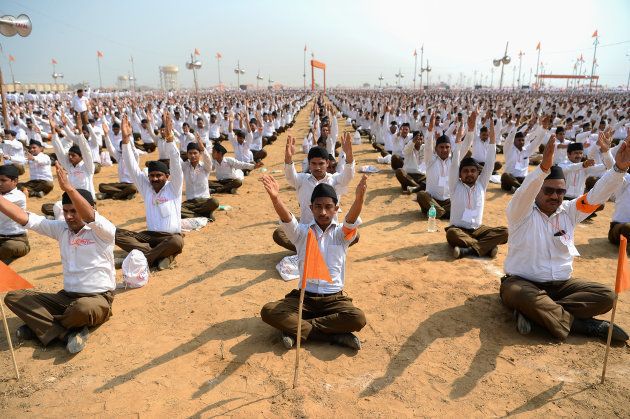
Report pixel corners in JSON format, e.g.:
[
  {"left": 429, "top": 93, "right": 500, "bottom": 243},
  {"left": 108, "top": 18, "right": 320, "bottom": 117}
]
[
  {"left": 260, "top": 302, "right": 277, "bottom": 324},
  {"left": 344, "top": 309, "right": 367, "bottom": 331}
]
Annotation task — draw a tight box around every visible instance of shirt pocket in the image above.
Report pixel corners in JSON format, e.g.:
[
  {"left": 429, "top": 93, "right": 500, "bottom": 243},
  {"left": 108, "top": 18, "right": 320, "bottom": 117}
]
[{"left": 325, "top": 244, "right": 344, "bottom": 278}]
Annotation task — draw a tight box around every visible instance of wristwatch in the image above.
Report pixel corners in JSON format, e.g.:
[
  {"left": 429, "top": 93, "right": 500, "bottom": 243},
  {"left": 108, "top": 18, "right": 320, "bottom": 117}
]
[{"left": 613, "top": 164, "right": 627, "bottom": 173}]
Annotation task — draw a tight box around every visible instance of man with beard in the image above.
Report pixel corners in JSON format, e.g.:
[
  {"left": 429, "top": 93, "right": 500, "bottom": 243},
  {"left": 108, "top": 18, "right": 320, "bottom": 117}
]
[
  {"left": 500, "top": 134, "right": 630, "bottom": 343},
  {"left": 446, "top": 118, "right": 508, "bottom": 258}
]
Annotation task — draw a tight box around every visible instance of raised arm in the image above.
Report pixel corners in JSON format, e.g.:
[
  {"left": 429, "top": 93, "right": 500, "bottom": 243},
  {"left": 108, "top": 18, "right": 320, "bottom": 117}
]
[
  {"left": 76, "top": 132, "right": 94, "bottom": 175},
  {"left": 121, "top": 115, "right": 148, "bottom": 192},
  {"left": 345, "top": 174, "right": 368, "bottom": 225},
  {"left": 261, "top": 174, "right": 292, "bottom": 223},
  {"left": 55, "top": 161, "right": 94, "bottom": 222},
  {"left": 479, "top": 120, "right": 497, "bottom": 188}
]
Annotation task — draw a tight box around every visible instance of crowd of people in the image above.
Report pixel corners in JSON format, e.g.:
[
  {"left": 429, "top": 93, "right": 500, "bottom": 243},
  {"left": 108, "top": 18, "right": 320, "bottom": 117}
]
[{"left": 0, "top": 87, "right": 629, "bottom": 358}]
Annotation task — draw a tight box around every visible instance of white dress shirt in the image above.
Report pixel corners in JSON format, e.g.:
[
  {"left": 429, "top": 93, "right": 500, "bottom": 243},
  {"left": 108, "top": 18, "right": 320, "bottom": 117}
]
[
  {"left": 504, "top": 125, "right": 547, "bottom": 178},
  {"left": 504, "top": 166, "right": 624, "bottom": 282},
  {"left": 424, "top": 130, "right": 474, "bottom": 201},
  {"left": 449, "top": 142, "right": 496, "bottom": 229},
  {"left": 0, "top": 139, "right": 26, "bottom": 164},
  {"left": 27, "top": 152, "right": 53, "bottom": 181},
  {"left": 72, "top": 95, "right": 89, "bottom": 113},
  {"left": 401, "top": 141, "right": 425, "bottom": 174},
  {"left": 53, "top": 133, "right": 95, "bottom": 198},
  {"left": 612, "top": 174, "right": 630, "bottom": 223},
  {"left": 182, "top": 148, "right": 212, "bottom": 200},
  {"left": 103, "top": 132, "right": 138, "bottom": 184},
  {"left": 123, "top": 142, "right": 182, "bottom": 233},
  {"left": 281, "top": 214, "right": 360, "bottom": 294},
  {"left": 284, "top": 160, "right": 355, "bottom": 225},
  {"left": 25, "top": 212, "right": 115, "bottom": 293},
  {"left": 0, "top": 188, "right": 26, "bottom": 235},
  {"left": 560, "top": 150, "right": 613, "bottom": 199}
]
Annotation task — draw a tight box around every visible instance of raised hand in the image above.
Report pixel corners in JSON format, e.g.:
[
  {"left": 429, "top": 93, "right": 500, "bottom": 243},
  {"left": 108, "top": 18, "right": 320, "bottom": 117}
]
[
  {"left": 489, "top": 119, "right": 496, "bottom": 145},
  {"left": 55, "top": 161, "right": 73, "bottom": 192},
  {"left": 355, "top": 174, "right": 368, "bottom": 200},
  {"left": 195, "top": 132, "right": 205, "bottom": 151},
  {"left": 284, "top": 135, "right": 295, "bottom": 164},
  {"left": 467, "top": 108, "right": 478, "bottom": 132},
  {"left": 614, "top": 135, "right": 630, "bottom": 171},
  {"left": 428, "top": 112, "right": 436, "bottom": 132},
  {"left": 540, "top": 134, "right": 556, "bottom": 172},
  {"left": 260, "top": 174, "right": 280, "bottom": 199},
  {"left": 121, "top": 115, "right": 132, "bottom": 144}
]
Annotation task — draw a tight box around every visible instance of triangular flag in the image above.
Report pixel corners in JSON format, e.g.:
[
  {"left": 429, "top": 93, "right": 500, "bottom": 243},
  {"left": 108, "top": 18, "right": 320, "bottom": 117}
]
[
  {"left": 304, "top": 44, "right": 307, "bottom": 52},
  {"left": 216, "top": 52, "right": 222, "bottom": 59},
  {"left": 8, "top": 54, "right": 15, "bottom": 62},
  {"left": 592, "top": 29, "right": 598, "bottom": 38},
  {"left": 536, "top": 42, "right": 541, "bottom": 50},
  {"left": 615, "top": 236, "right": 630, "bottom": 294},
  {"left": 97, "top": 50, "right": 103, "bottom": 58},
  {"left": 194, "top": 48, "right": 200, "bottom": 56},
  {"left": 0, "top": 261, "right": 33, "bottom": 293},
  {"left": 580, "top": 54, "right": 583, "bottom": 61},
  {"left": 301, "top": 228, "right": 332, "bottom": 289},
  {"left": 51, "top": 58, "right": 57, "bottom": 65}
]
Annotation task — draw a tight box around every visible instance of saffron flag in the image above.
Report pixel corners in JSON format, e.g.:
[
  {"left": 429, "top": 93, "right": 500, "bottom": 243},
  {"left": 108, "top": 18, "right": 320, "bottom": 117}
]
[
  {"left": 304, "top": 44, "right": 307, "bottom": 52},
  {"left": 413, "top": 49, "right": 417, "bottom": 57},
  {"left": 216, "top": 52, "right": 222, "bottom": 59},
  {"left": 8, "top": 54, "right": 15, "bottom": 62},
  {"left": 97, "top": 51, "right": 103, "bottom": 58},
  {"left": 536, "top": 42, "right": 541, "bottom": 50},
  {"left": 194, "top": 48, "right": 200, "bottom": 56},
  {"left": 616, "top": 236, "right": 630, "bottom": 294},
  {"left": 0, "top": 261, "right": 33, "bottom": 293},
  {"left": 592, "top": 29, "right": 598, "bottom": 38},
  {"left": 301, "top": 229, "right": 332, "bottom": 289},
  {"left": 51, "top": 58, "right": 57, "bottom": 65}
]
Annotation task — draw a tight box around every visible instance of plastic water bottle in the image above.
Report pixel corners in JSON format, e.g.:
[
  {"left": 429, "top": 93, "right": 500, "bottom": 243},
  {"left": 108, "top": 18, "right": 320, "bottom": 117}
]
[{"left": 427, "top": 204, "right": 437, "bottom": 232}]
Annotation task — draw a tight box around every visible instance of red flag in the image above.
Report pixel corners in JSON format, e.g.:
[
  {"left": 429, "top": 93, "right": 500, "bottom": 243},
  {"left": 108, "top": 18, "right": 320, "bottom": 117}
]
[
  {"left": 51, "top": 58, "right": 57, "bottom": 65},
  {"left": 592, "top": 29, "right": 598, "bottom": 38},
  {"left": 8, "top": 54, "right": 15, "bottom": 62},
  {"left": 304, "top": 44, "right": 307, "bottom": 52},
  {"left": 616, "top": 236, "right": 630, "bottom": 294},
  {"left": 413, "top": 49, "right": 417, "bottom": 57},
  {"left": 216, "top": 52, "right": 222, "bottom": 59},
  {"left": 194, "top": 48, "right": 200, "bottom": 56},
  {"left": 536, "top": 42, "right": 541, "bottom": 51},
  {"left": 97, "top": 51, "right": 103, "bottom": 58},
  {"left": 301, "top": 229, "right": 332, "bottom": 289},
  {"left": 0, "top": 261, "right": 33, "bottom": 293}
]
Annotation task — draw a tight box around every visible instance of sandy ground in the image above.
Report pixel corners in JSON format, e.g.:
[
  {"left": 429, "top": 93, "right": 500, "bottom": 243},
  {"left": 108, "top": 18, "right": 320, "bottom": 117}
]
[{"left": 0, "top": 98, "right": 629, "bottom": 418}]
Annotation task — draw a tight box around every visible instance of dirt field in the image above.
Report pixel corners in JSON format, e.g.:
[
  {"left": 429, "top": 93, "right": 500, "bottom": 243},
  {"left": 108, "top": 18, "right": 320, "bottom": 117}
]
[{"left": 0, "top": 98, "right": 628, "bottom": 418}]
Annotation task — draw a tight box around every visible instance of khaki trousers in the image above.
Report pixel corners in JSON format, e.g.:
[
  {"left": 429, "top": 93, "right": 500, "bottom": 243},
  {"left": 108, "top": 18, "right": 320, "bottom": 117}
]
[
  {"left": 260, "top": 289, "right": 366, "bottom": 340},
  {"left": 608, "top": 222, "right": 630, "bottom": 246},
  {"left": 17, "top": 179, "right": 54, "bottom": 197},
  {"left": 500, "top": 276, "right": 614, "bottom": 339},
  {"left": 4, "top": 289, "right": 113, "bottom": 345},
  {"left": 98, "top": 182, "right": 137, "bottom": 200},
  {"left": 445, "top": 225, "right": 508, "bottom": 256},
  {"left": 501, "top": 173, "right": 525, "bottom": 191},
  {"left": 416, "top": 192, "right": 450, "bottom": 219},
  {"left": 0, "top": 234, "right": 30, "bottom": 264},
  {"left": 395, "top": 169, "right": 426, "bottom": 191},
  {"left": 115, "top": 229, "right": 184, "bottom": 266},
  {"left": 208, "top": 178, "right": 243, "bottom": 194},
  {"left": 181, "top": 197, "right": 220, "bottom": 220}
]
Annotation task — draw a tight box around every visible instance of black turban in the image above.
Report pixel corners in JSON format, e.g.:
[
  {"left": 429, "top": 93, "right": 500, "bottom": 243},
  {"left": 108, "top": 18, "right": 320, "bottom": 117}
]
[
  {"left": 0, "top": 165, "right": 19, "bottom": 179},
  {"left": 62, "top": 189, "right": 95, "bottom": 206},
  {"left": 567, "top": 142, "right": 583, "bottom": 153},
  {"left": 213, "top": 143, "right": 227, "bottom": 154},
  {"left": 546, "top": 165, "right": 565, "bottom": 180},
  {"left": 147, "top": 160, "right": 169, "bottom": 174},
  {"left": 310, "top": 183, "right": 338, "bottom": 204}
]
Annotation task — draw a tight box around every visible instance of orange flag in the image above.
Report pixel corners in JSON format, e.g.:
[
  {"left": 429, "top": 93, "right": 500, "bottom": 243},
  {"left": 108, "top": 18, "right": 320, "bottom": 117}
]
[
  {"left": 216, "top": 52, "right": 222, "bottom": 59},
  {"left": 301, "top": 229, "right": 332, "bottom": 289},
  {"left": 536, "top": 42, "right": 541, "bottom": 50},
  {"left": 304, "top": 44, "right": 307, "bottom": 52},
  {"left": 194, "top": 48, "right": 200, "bottom": 56},
  {"left": 8, "top": 54, "right": 15, "bottom": 62},
  {"left": 51, "top": 58, "right": 57, "bottom": 65},
  {"left": 413, "top": 49, "right": 417, "bottom": 57},
  {"left": 97, "top": 50, "right": 103, "bottom": 58},
  {"left": 0, "top": 261, "right": 33, "bottom": 293},
  {"left": 616, "top": 236, "right": 630, "bottom": 294},
  {"left": 592, "top": 29, "right": 598, "bottom": 38}
]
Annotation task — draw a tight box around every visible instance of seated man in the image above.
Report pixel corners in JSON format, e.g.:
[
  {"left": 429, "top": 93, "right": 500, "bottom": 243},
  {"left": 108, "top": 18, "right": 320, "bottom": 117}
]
[
  {"left": 181, "top": 136, "right": 219, "bottom": 220},
  {"left": 3, "top": 163, "right": 115, "bottom": 354},
  {"left": 208, "top": 142, "right": 261, "bottom": 194},
  {"left": 96, "top": 121, "right": 138, "bottom": 200},
  {"left": 500, "top": 117, "right": 547, "bottom": 192},
  {"left": 416, "top": 112, "right": 475, "bottom": 219},
  {"left": 395, "top": 131, "right": 426, "bottom": 193},
  {"left": 273, "top": 134, "right": 355, "bottom": 252},
  {"left": 260, "top": 175, "right": 368, "bottom": 350},
  {"left": 0, "top": 129, "right": 27, "bottom": 175},
  {"left": 115, "top": 115, "right": 184, "bottom": 270},
  {"left": 446, "top": 119, "right": 508, "bottom": 258},
  {"left": 609, "top": 131, "right": 630, "bottom": 245},
  {"left": 18, "top": 139, "right": 54, "bottom": 198},
  {"left": 0, "top": 165, "right": 30, "bottom": 264},
  {"left": 500, "top": 134, "right": 630, "bottom": 343}
]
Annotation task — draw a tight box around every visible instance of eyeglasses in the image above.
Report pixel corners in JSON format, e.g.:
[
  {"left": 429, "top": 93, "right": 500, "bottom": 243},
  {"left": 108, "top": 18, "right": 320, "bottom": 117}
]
[{"left": 542, "top": 187, "right": 567, "bottom": 196}]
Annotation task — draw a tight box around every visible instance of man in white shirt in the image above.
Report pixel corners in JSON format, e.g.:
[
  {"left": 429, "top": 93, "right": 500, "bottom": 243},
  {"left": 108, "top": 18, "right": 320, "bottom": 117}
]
[
  {"left": 208, "top": 142, "right": 260, "bottom": 194},
  {"left": 1, "top": 130, "right": 27, "bottom": 175},
  {"left": 96, "top": 121, "right": 138, "bottom": 200},
  {"left": 500, "top": 134, "right": 630, "bottom": 343},
  {"left": 446, "top": 120, "right": 508, "bottom": 258},
  {"left": 72, "top": 89, "right": 90, "bottom": 127},
  {"left": 2, "top": 165, "right": 116, "bottom": 354},
  {"left": 18, "top": 140, "right": 54, "bottom": 198},
  {"left": 394, "top": 131, "right": 426, "bottom": 193},
  {"left": 114, "top": 115, "right": 184, "bottom": 271},
  {"left": 609, "top": 131, "right": 630, "bottom": 245},
  {"left": 274, "top": 135, "right": 355, "bottom": 252},
  {"left": 500, "top": 118, "right": 547, "bottom": 192},
  {"left": 260, "top": 175, "right": 367, "bottom": 350},
  {"left": 0, "top": 165, "right": 30, "bottom": 264},
  {"left": 181, "top": 139, "right": 219, "bottom": 220}
]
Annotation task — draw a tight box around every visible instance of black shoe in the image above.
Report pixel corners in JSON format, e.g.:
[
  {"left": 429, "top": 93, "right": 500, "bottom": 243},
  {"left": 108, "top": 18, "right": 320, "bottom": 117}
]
[
  {"left": 329, "top": 333, "right": 361, "bottom": 350},
  {"left": 571, "top": 318, "right": 629, "bottom": 343},
  {"left": 16, "top": 324, "right": 35, "bottom": 341},
  {"left": 453, "top": 246, "right": 475, "bottom": 259}
]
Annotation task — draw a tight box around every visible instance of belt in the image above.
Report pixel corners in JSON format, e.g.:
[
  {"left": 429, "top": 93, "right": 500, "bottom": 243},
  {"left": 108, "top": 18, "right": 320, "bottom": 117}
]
[
  {"left": 304, "top": 290, "right": 342, "bottom": 298},
  {"left": 0, "top": 233, "right": 27, "bottom": 238}
]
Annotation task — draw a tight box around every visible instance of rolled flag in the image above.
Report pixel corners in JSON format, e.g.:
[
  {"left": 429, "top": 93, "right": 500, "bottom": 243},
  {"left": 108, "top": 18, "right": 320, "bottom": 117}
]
[
  {"left": 592, "top": 29, "right": 598, "bottom": 38},
  {"left": 97, "top": 50, "right": 103, "bottom": 58},
  {"left": 194, "top": 48, "right": 200, "bottom": 56},
  {"left": 536, "top": 42, "right": 541, "bottom": 50},
  {"left": 8, "top": 54, "right": 15, "bottom": 62},
  {"left": 216, "top": 52, "right": 222, "bottom": 59},
  {"left": 301, "top": 229, "right": 333, "bottom": 289},
  {"left": 616, "top": 236, "right": 629, "bottom": 294},
  {"left": 51, "top": 58, "right": 57, "bottom": 65}
]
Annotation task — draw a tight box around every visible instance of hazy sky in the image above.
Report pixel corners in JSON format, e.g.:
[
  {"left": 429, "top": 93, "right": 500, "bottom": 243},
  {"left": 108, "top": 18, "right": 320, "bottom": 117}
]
[{"left": 1, "top": 0, "right": 629, "bottom": 89}]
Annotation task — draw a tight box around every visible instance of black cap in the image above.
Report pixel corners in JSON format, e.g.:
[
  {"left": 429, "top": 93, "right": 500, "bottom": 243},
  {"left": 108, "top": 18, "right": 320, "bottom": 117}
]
[
  {"left": 307, "top": 146, "right": 328, "bottom": 161},
  {"left": 545, "top": 165, "right": 565, "bottom": 180},
  {"left": 234, "top": 129, "right": 245, "bottom": 138},
  {"left": 29, "top": 140, "right": 43, "bottom": 148},
  {"left": 213, "top": 143, "right": 227, "bottom": 154},
  {"left": 0, "top": 165, "right": 19, "bottom": 179},
  {"left": 68, "top": 145, "right": 82, "bottom": 157},
  {"left": 435, "top": 135, "right": 450, "bottom": 146},
  {"left": 147, "top": 160, "right": 169, "bottom": 174},
  {"left": 310, "top": 183, "right": 338, "bottom": 204},
  {"left": 186, "top": 142, "right": 200, "bottom": 152},
  {"left": 62, "top": 189, "right": 95, "bottom": 206},
  {"left": 567, "top": 142, "right": 583, "bottom": 153},
  {"left": 459, "top": 157, "right": 480, "bottom": 173}
]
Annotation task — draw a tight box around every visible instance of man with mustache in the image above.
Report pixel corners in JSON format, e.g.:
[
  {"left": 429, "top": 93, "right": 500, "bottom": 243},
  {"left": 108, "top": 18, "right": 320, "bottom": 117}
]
[{"left": 500, "top": 134, "right": 630, "bottom": 343}]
